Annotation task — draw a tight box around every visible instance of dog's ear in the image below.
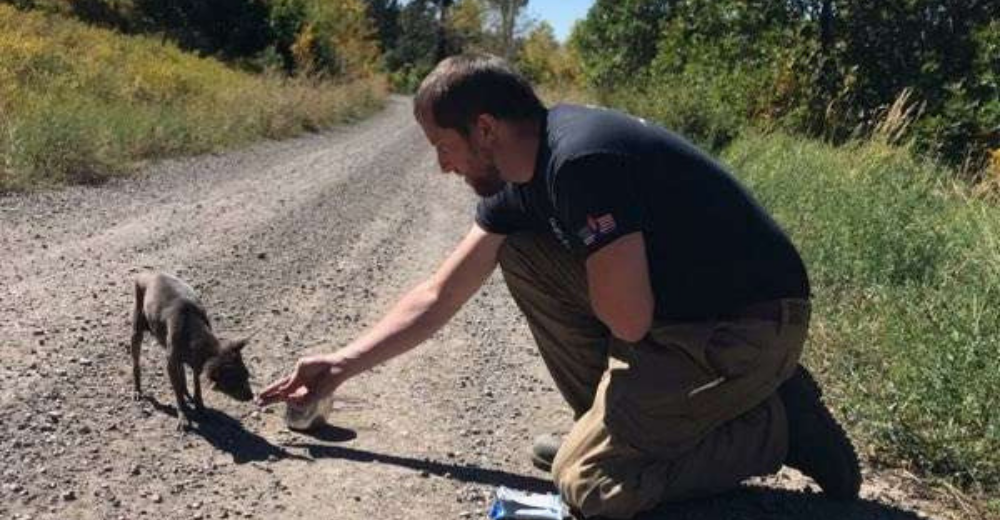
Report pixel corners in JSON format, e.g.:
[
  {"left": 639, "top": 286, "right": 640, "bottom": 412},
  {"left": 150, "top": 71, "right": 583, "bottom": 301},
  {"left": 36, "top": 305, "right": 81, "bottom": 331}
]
[
  {"left": 231, "top": 338, "right": 249, "bottom": 352},
  {"left": 220, "top": 338, "right": 248, "bottom": 353}
]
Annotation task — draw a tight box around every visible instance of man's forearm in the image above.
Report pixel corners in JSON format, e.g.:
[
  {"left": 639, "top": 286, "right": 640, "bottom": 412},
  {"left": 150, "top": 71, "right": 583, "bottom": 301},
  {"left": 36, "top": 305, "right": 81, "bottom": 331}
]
[{"left": 329, "top": 279, "right": 459, "bottom": 379}]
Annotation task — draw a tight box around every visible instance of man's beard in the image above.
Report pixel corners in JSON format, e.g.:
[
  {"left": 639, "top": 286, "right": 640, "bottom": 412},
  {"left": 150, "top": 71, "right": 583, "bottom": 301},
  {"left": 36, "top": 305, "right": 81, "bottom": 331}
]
[
  {"left": 467, "top": 165, "right": 506, "bottom": 197},
  {"left": 466, "top": 144, "right": 506, "bottom": 197}
]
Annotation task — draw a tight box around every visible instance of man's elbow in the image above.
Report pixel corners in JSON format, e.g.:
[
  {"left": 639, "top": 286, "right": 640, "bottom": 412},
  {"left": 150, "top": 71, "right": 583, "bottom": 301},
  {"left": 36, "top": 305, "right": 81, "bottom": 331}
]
[{"left": 607, "top": 311, "right": 653, "bottom": 343}]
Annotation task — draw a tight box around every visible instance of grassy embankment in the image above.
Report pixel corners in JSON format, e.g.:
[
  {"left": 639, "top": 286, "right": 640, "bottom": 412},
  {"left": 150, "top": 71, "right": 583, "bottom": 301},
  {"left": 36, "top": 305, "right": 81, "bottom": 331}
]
[
  {"left": 0, "top": 4, "right": 387, "bottom": 193},
  {"left": 724, "top": 133, "right": 1000, "bottom": 509}
]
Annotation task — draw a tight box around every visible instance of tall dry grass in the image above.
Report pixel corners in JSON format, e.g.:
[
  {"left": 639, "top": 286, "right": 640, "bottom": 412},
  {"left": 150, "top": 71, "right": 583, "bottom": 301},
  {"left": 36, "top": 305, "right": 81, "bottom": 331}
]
[{"left": 0, "top": 4, "right": 387, "bottom": 192}]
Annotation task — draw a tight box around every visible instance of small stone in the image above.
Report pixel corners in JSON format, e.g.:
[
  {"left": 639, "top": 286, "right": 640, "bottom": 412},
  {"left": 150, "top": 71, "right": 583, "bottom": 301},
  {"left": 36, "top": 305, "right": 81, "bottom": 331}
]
[
  {"left": 151, "top": 493, "right": 162, "bottom": 503},
  {"left": 61, "top": 490, "right": 76, "bottom": 501}
]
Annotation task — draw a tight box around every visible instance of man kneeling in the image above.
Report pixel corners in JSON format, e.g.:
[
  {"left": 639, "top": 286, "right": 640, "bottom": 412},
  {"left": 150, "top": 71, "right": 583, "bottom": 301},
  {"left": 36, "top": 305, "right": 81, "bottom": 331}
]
[{"left": 259, "top": 54, "right": 861, "bottom": 518}]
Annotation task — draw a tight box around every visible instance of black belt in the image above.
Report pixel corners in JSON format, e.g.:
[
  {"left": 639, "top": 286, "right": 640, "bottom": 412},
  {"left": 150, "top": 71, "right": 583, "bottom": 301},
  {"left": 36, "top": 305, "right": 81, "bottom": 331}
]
[{"left": 719, "top": 299, "right": 809, "bottom": 325}]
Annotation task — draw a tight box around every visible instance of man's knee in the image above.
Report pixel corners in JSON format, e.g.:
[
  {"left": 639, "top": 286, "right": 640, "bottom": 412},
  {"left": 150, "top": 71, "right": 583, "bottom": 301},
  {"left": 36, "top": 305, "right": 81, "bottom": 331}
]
[{"left": 552, "top": 450, "right": 662, "bottom": 519}]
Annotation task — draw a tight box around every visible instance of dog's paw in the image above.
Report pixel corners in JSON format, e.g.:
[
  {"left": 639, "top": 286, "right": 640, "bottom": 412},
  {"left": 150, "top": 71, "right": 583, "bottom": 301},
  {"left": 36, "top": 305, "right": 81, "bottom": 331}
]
[{"left": 132, "top": 391, "right": 143, "bottom": 402}]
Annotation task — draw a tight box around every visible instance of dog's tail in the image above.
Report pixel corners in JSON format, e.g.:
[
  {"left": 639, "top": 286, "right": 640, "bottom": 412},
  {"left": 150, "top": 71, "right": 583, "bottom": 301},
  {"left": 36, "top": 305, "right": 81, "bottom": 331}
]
[{"left": 131, "top": 278, "right": 149, "bottom": 345}]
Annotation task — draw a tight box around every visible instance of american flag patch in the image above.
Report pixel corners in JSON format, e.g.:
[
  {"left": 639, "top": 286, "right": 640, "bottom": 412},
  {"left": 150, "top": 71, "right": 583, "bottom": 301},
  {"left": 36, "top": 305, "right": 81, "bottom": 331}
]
[
  {"left": 588, "top": 214, "right": 617, "bottom": 234},
  {"left": 578, "top": 213, "right": 617, "bottom": 246}
]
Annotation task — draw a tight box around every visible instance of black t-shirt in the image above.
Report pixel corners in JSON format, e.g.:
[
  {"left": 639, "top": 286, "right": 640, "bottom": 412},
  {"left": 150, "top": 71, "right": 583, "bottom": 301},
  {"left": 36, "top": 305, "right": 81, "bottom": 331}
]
[{"left": 477, "top": 104, "right": 809, "bottom": 321}]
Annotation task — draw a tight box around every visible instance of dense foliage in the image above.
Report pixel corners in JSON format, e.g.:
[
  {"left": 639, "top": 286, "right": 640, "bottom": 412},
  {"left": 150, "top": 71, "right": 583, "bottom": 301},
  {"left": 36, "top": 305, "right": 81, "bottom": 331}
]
[
  {"left": 1, "top": 0, "right": 381, "bottom": 78},
  {"left": 571, "top": 0, "right": 999, "bottom": 174}
]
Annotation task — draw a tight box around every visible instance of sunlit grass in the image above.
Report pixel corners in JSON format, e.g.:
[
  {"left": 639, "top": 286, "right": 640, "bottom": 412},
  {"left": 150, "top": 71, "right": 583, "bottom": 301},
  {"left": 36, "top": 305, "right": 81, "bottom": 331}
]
[
  {"left": 724, "top": 133, "right": 1000, "bottom": 495},
  {"left": 0, "top": 4, "right": 387, "bottom": 192}
]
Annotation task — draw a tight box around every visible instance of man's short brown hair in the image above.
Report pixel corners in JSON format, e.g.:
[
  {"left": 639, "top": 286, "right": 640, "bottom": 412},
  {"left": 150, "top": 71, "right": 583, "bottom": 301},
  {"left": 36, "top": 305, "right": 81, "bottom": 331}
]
[{"left": 414, "top": 54, "right": 546, "bottom": 134}]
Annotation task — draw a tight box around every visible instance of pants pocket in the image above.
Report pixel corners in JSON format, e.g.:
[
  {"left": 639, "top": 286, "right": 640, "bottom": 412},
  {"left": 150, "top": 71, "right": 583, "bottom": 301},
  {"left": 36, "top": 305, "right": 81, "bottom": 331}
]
[
  {"left": 605, "top": 323, "right": 719, "bottom": 458},
  {"left": 604, "top": 320, "right": 775, "bottom": 459}
]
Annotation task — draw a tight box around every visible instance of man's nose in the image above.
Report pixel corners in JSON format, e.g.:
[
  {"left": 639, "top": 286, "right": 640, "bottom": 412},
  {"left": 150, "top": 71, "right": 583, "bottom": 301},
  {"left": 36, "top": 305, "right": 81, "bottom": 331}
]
[{"left": 437, "top": 153, "right": 455, "bottom": 174}]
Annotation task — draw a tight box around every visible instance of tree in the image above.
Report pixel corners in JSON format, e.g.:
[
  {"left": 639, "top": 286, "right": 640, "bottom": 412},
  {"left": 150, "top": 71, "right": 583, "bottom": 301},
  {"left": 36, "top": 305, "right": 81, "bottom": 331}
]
[
  {"left": 363, "top": 0, "right": 401, "bottom": 56},
  {"left": 386, "top": 0, "right": 437, "bottom": 70},
  {"left": 485, "top": 0, "right": 527, "bottom": 61},
  {"left": 448, "top": 0, "right": 488, "bottom": 53},
  {"left": 434, "top": 0, "right": 455, "bottom": 61},
  {"left": 518, "top": 21, "right": 558, "bottom": 84},
  {"left": 572, "top": 0, "right": 673, "bottom": 90}
]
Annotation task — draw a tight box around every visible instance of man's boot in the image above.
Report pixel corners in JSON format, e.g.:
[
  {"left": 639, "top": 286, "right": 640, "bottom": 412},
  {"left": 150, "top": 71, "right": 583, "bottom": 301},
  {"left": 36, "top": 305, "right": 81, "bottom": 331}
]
[
  {"left": 779, "top": 365, "right": 862, "bottom": 500},
  {"left": 531, "top": 433, "right": 562, "bottom": 472}
]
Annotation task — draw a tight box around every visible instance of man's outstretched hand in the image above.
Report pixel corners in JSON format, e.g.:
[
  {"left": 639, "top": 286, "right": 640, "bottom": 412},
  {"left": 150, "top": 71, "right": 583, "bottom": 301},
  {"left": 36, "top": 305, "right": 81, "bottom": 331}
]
[{"left": 256, "top": 354, "right": 346, "bottom": 407}]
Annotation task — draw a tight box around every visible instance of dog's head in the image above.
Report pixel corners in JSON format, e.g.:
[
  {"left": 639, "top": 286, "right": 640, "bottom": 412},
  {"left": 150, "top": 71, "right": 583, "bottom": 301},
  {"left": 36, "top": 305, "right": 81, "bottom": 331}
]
[{"left": 205, "top": 338, "right": 253, "bottom": 401}]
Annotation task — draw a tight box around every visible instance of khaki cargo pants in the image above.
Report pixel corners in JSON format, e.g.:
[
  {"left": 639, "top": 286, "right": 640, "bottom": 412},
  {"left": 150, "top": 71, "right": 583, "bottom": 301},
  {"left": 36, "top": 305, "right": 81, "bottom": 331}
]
[{"left": 498, "top": 232, "right": 809, "bottom": 519}]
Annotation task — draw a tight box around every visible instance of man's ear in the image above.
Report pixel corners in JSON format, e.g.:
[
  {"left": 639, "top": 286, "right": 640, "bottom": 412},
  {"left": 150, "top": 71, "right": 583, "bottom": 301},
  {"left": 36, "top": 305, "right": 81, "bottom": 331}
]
[{"left": 475, "top": 113, "right": 499, "bottom": 144}]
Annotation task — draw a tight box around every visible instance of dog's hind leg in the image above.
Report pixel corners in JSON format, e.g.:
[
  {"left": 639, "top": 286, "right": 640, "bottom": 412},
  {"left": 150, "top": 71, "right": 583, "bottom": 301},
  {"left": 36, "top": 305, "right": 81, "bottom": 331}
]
[
  {"left": 192, "top": 367, "right": 205, "bottom": 412},
  {"left": 167, "top": 353, "right": 190, "bottom": 431}
]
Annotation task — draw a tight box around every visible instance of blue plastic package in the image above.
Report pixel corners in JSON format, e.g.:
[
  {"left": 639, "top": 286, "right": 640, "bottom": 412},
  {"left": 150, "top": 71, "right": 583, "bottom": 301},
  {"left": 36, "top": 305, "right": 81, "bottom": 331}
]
[{"left": 488, "top": 486, "right": 567, "bottom": 520}]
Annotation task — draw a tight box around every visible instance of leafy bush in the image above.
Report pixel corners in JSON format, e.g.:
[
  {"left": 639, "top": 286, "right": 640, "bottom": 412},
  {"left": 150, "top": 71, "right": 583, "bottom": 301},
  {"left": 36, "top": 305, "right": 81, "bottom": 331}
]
[
  {"left": 601, "top": 76, "right": 743, "bottom": 153},
  {"left": 569, "top": 0, "right": 669, "bottom": 91}
]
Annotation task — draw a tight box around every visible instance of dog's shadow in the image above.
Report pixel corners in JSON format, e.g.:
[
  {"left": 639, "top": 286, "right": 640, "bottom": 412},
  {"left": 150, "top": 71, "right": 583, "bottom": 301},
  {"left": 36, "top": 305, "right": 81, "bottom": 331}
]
[{"left": 146, "top": 396, "right": 312, "bottom": 464}]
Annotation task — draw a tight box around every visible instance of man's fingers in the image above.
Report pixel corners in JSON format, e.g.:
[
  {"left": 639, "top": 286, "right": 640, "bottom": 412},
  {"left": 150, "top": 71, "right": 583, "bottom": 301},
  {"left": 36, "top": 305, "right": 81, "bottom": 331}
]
[
  {"left": 259, "top": 375, "right": 290, "bottom": 396},
  {"left": 256, "top": 376, "right": 294, "bottom": 405}
]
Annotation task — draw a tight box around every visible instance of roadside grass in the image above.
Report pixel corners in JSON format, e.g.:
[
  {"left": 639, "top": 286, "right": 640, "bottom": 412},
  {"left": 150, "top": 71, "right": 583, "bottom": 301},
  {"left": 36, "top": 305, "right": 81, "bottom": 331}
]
[
  {"left": 0, "top": 4, "right": 387, "bottom": 193},
  {"left": 723, "top": 132, "right": 1000, "bottom": 497}
]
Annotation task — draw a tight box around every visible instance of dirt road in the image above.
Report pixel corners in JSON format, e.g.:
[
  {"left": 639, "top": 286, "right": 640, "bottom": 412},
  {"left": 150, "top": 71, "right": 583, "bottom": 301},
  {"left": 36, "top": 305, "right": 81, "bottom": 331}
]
[{"left": 0, "top": 97, "right": 978, "bottom": 519}]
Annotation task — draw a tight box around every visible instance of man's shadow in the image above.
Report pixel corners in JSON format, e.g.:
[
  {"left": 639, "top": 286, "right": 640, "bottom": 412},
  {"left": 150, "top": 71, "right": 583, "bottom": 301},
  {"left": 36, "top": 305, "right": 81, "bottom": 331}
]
[
  {"left": 636, "top": 486, "right": 927, "bottom": 520},
  {"left": 287, "top": 441, "right": 556, "bottom": 493},
  {"left": 294, "top": 438, "right": 926, "bottom": 520},
  {"left": 146, "top": 397, "right": 310, "bottom": 464}
]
